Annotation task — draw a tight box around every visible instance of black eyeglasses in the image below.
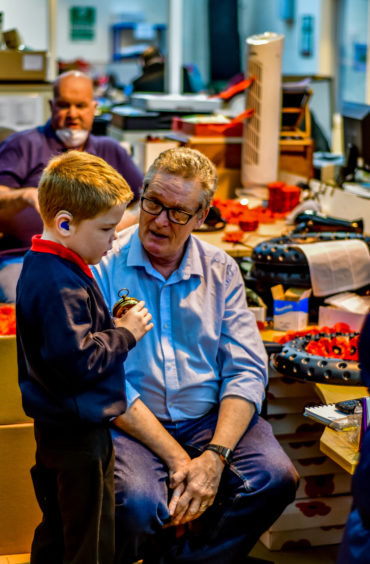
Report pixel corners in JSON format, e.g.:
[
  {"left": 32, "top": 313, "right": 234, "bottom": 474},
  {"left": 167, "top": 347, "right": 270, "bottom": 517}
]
[{"left": 140, "top": 197, "right": 201, "bottom": 225}]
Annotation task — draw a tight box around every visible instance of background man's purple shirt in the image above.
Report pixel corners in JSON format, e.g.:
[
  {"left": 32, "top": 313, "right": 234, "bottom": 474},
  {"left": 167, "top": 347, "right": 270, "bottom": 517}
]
[{"left": 0, "top": 120, "right": 143, "bottom": 249}]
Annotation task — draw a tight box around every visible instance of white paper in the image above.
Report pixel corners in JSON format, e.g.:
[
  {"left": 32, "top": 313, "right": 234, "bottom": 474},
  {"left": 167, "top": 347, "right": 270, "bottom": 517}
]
[
  {"left": 295, "top": 240, "right": 370, "bottom": 297},
  {"left": 324, "top": 292, "right": 370, "bottom": 314},
  {"left": 22, "top": 54, "right": 43, "bottom": 71},
  {"left": 0, "top": 95, "right": 43, "bottom": 130}
]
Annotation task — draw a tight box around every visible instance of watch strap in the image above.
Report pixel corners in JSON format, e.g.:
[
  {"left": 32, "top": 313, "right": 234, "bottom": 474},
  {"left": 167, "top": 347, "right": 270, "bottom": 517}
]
[{"left": 204, "top": 443, "right": 233, "bottom": 465}]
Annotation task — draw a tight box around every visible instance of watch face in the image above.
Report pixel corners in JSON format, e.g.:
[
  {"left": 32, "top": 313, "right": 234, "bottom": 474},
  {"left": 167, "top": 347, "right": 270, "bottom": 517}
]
[{"left": 221, "top": 448, "right": 232, "bottom": 463}]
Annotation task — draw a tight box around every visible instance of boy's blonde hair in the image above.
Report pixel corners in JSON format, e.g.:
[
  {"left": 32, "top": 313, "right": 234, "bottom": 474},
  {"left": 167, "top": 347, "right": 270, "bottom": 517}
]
[
  {"left": 144, "top": 147, "right": 218, "bottom": 209},
  {"left": 38, "top": 150, "right": 133, "bottom": 225}
]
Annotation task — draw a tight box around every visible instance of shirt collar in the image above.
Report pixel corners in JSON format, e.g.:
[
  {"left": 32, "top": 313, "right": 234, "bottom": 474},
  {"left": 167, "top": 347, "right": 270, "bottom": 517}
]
[
  {"left": 31, "top": 235, "right": 93, "bottom": 278},
  {"left": 126, "top": 228, "right": 203, "bottom": 281}
]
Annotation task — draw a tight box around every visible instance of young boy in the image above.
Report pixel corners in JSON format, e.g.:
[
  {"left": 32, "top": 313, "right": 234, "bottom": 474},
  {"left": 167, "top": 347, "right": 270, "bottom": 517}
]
[{"left": 16, "top": 150, "right": 153, "bottom": 564}]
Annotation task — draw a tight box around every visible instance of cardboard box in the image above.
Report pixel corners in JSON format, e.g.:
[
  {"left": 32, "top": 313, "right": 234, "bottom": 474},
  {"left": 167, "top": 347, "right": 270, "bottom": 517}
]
[
  {"left": 318, "top": 305, "right": 366, "bottom": 332},
  {"left": 296, "top": 472, "right": 352, "bottom": 499},
  {"left": 268, "top": 494, "right": 352, "bottom": 532},
  {"left": 0, "top": 50, "right": 48, "bottom": 82},
  {"left": 267, "top": 376, "right": 316, "bottom": 398},
  {"left": 267, "top": 413, "right": 323, "bottom": 436},
  {"left": 0, "top": 554, "right": 30, "bottom": 562},
  {"left": 214, "top": 168, "right": 241, "bottom": 200},
  {"left": 292, "top": 455, "right": 342, "bottom": 477},
  {"left": 280, "top": 438, "right": 322, "bottom": 460},
  {"left": 0, "top": 336, "right": 31, "bottom": 424},
  {"left": 185, "top": 136, "right": 242, "bottom": 169},
  {"left": 0, "top": 423, "right": 40, "bottom": 555},
  {"left": 266, "top": 395, "right": 318, "bottom": 416},
  {"left": 260, "top": 524, "right": 345, "bottom": 550},
  {"left": 272, "top": 285, "right": 311, "bottom": 331},
  {"left": 172, "top": 116, "right": 243, "bottom": 137},
  {"left": 249, "top": 305, "right": 267, "bottom": 325},
  {"left": 135, "top": 139, "right": 180, "bottom": 172}
]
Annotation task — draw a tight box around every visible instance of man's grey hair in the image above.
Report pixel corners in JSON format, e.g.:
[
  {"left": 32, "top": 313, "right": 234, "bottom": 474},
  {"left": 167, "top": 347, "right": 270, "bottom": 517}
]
[{"left": 143, "top": 147, "right": 218, "bottom": 209}]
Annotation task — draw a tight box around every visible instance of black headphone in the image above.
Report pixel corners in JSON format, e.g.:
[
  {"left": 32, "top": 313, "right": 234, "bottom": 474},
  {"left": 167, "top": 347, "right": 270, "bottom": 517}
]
[{"left": 193, "top": 205, "right": 226, "bottom": 233}]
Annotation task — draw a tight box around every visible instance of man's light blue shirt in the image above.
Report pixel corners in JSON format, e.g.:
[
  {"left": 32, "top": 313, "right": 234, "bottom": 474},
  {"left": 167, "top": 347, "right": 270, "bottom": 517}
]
[{"left": 92, "top": 226, "right": 267, "bottom": 422}]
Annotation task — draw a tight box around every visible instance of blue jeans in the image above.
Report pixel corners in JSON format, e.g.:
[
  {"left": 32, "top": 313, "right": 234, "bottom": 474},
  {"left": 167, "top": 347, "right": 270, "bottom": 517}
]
[{"left": 111, "top": 410, "right": 299, "bottom": 563}]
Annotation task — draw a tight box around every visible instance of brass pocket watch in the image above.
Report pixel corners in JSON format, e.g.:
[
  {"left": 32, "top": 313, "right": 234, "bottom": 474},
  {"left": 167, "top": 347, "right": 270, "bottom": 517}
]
[{"left": 112, "top": 288, "right": 139, "bottom": 318}]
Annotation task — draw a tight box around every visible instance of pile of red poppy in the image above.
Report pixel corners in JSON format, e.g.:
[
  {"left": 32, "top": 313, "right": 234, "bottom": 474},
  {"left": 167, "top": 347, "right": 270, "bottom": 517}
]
[
  {"left": 212, "top": 198, "right": 285, "bottom": 227},
  {"left": 275, "top": 322, "right": 359, "bottom": 361},
  {"left": 213, "top": 186, "right": 301, "bottom": 231},
  {"left": 0, "top": 305, "right": 16, "bottom": 335},
  {"left": 222, "top": 231, "right": 246, "bottom": 243},
  {"left": 267, "top": 181, "right": 301, "bottom": 213},
  {"left": 305, "top": 334, "right": 359, "bottom": 361},
  {"left": 214, "top": 198, "right": 287, "bottom": 241}
]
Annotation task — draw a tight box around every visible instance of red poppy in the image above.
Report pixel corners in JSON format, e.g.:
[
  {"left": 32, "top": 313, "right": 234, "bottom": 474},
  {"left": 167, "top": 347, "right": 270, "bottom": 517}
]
[
  {"left": 305, "top": 335, "right": 359, "bottom": 361},
  {"left": 222, "top": 231, "right": 246, "bottom": 243}
]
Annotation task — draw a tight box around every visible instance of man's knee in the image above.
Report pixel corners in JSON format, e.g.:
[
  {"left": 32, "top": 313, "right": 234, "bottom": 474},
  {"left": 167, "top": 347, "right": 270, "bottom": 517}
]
[
  {"left": 268, "top": 455, "right": 299, "bottom": 505},
  {"left": 115, "top": 481, "right": 169, "bottom": 535}
]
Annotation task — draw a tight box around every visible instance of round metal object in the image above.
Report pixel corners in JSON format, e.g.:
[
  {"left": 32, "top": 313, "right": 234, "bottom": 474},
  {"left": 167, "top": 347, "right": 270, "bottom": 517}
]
[
  {"left": 112, "top": 288, "right": 139, "bottom": 318},
  {"left": 252, "top": 232, "right": 370, "bottom": 268},
  {"left": 272, "top": 332, "right": 362, "bottom": 386},
  {"left": 251, "top": 232, "right": 370, "bottom": 288}
]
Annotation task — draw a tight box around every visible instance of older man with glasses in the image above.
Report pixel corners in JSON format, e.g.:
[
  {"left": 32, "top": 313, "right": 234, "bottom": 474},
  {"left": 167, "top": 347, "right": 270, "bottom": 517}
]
[{"left": 93, "top": 147, "right": 299, "bottom": 564}]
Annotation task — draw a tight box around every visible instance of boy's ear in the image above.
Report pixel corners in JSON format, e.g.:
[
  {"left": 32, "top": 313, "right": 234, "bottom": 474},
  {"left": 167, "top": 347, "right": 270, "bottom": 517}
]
[{"left": 55, "top": 210, "right": 73, "bottom": 236}]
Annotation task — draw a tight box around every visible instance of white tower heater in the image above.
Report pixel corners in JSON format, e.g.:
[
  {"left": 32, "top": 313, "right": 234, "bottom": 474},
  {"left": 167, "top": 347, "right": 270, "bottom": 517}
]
[{"left": 241, "top": 32, "right": 284, "bottom": 199}]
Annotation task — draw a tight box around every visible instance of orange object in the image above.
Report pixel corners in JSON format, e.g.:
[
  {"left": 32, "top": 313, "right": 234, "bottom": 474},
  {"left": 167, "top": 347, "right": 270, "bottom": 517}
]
[
  {"left": 222, "top": 231, "right": 245, "bottom": 243},
  {"left": 216, "top": 77, "right": 255, "bottom": 100},
  {"left": 212, "top": 198, "right": 277, "bottom": 225},
  {"left": 172, "top": 117, "right": 243, "bottom": 137},
  {"left": 274, "top": 323, "right": 353, "bottom": 345},
  {"left": 267, "top": 181, "right": 301, "bottom": 213},
  {"left": 239, "top": 218, "right": 259, "bottom": 232},
  {"left": 172, "top": 109, "right": 254, "bottom": 138},
  {"left": 305, "top": 334, "right": 359, "bottom": 361},
  {"left": 0, "top": 305, "right": 16, "bottom": 335}
]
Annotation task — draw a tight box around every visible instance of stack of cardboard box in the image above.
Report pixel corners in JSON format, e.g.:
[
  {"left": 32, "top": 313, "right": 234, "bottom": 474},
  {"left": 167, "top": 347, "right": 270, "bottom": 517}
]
[
  {"left": 0, "top": 336, "right": 40, "bottom": 556},
  {"left": 260, "top": 365, "right": 352, "bottom": 550},
  {"left": 171, "top": 116, "right": 243, "bottom": 199}
]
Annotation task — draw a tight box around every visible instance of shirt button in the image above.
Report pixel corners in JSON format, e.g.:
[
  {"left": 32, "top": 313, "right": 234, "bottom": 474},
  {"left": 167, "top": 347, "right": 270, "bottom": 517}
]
[{"left": 164, "top": 324, "right": 168, "bottom": 329}]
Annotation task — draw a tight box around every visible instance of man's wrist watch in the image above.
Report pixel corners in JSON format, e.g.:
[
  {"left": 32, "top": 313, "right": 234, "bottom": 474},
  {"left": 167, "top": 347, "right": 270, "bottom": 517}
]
[{"left": 204, "top": 443, "right": 233, "bottom": 465}]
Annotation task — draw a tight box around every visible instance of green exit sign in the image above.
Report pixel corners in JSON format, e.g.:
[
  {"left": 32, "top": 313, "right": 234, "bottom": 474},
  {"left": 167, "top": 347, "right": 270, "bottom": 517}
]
[{"left": 70, "top": 6, "right": 96, "bottom": 41}]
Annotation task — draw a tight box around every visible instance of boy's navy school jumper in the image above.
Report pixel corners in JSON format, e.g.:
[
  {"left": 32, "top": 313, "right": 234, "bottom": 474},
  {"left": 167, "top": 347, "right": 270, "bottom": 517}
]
[
  {"left": 16, "top": 235, "right": 136, "bottom": 564},
  {"left": 17, "top": 235, "right": 136, "bottom": 426}
]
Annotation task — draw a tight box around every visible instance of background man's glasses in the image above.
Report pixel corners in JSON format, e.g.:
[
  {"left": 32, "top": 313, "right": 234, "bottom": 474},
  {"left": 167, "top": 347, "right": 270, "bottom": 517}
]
[{"left": 140, "top": 197, "right": 201, "bottom": 225}]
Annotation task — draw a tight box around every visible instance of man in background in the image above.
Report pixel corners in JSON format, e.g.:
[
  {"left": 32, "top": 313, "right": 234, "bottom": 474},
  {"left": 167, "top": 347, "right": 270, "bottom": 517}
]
[
  {"left": 0, "top": 70, "right": 143, "bottom": 302},
  {"left": 132, "top": 46, "right": 195, "bottom": 94}
]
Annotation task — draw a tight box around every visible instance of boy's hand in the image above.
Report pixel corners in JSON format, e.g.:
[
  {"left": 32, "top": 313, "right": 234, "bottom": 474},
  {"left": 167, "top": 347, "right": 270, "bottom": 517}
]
[{"left": 114, "top": 300, "right": 153, "bottom": 342}]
